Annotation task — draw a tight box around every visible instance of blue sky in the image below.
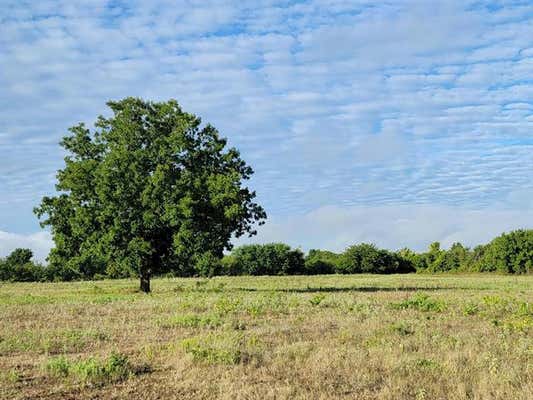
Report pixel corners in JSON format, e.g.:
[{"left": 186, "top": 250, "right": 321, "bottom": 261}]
[{"left": 1, "top": 0, "right": 533, "bottom": 260}]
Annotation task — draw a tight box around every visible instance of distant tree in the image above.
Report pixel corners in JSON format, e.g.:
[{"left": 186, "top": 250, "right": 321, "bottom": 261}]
[
  {"left": 35, "top": 98, "right": 266, "bottom": 292},
  {"left": 425, "top": 242, "right": 443, "bottom": 269},
  {"left": 304, "top": 249, "right": 341, "bottom": 274},
  {"left": 443, "top": 242, "right": 469, "bottom": 271},
  {"left": 6, "top": 248, "right": 33, "bottom": 266},
  {"left": 477, "top": 230, "right": 533, "bottom": 273},
  {"left": 0, "top": 248, "right": 43, "bottom": 282},
  {"left": 396, "top": 248, "right": 424, "bottom": 272},
  {"left": 428, "top": 242, "right": 469, "bottom": 272},
  {"left": 339, "top": 243, "right": 412, "bottom": 274},
  {"left": 226, "top": 243, "right": 305, "bottom": 275},
  {"left": 467, "top": 244, "right": 487, "bottom": 271}
]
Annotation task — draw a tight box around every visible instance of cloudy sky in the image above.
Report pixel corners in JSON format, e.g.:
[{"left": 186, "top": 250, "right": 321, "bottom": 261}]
[{"left": 1, "top": 0, "right": 533, "bottom": 261}]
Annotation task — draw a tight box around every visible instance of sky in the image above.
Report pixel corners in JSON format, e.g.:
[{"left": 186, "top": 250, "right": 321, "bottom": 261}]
[{"left": 1, "top": 0, "right": 533, "bottom": 261}]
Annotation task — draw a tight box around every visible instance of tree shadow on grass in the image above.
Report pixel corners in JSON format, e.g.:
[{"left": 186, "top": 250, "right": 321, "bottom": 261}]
[
  {"left": 236, "top": 286, "right": 456, "bottom": 293},
  {"left": 189, "top": 285, "right": 459, "bottom": 293}
]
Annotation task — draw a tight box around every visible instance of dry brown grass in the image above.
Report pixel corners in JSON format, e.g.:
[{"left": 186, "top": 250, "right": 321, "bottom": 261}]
[{"left": 1, "top": 274, "right": 531, "bottom": 399}]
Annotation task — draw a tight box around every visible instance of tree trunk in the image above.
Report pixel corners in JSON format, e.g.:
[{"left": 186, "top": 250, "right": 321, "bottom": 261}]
[{"left": 140, "top": 271, "right": 151, "bottom": 293}]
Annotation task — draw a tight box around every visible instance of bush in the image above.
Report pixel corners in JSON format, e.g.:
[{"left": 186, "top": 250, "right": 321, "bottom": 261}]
[
  {"left": 181, "top": 334, "right": 244, "bottom": 364},
  {"left": 44, "top": 352, "right": 133, "bottom": 386},
  {"left": 391, "top": 292, "right": 446, "bottom": 312},
  {"left": 304, "top": 250, "right": 341, "bottom": 274},
  {"left": 227, "top": 243, "right": 305, "bottom": 275},
  {"left": 193, "top": 251, "right": 223, "bottom": 277},
  {"left": 0, "top": 248, "right": 45, "bottom": 282},
  {"left": 396, "top": 248, "right": 424, "bottom": 272},
  {"left": 476, "top": 230, "right": 533, "bottom": 273},
  {"left": 427, "top": 242, "right": 469, "bottom": 272},
  {"left": 338, "top": 243, "right": 414, "bottom": 274},
  {"left": 220, "top": 255, "right": 240, "bottom": 276}
]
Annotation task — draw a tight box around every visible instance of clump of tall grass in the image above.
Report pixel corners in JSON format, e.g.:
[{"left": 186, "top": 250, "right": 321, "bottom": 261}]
[
  {"left": 44, "top": 352, "right": 142, "bottom": 386},
  {"left": 181, "top": 332, "right": 262, "bottom": 365},
  {"left": 159, "top": 313, "right": 223, "bottom": 329},
  {"left": 391, "top": 292, "right": 446, "bottom": 312}
]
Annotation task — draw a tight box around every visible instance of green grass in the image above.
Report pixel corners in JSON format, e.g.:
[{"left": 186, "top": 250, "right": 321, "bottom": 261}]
[
  {"left": 44, "top": 351, "right": 136, "bottom": 386},
  {"left": 0, "top": 274, "right": 531, "bottom": 399},
  {"left": 390, "top": 292, "right": 447, "bottom": 312},
  {"left": 159, "top": 313, "right": 223, "bottom": 329}
]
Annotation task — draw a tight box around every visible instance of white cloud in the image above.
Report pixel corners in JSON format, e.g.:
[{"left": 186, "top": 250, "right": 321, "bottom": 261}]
[
  {"left": 0, "top": 231, "right": 52, "bottom": 262},
  {"left": 236, "top": 204, "right": 533, "bottom": 253},
  {"left": 0, "top": 0, "right": 532, "bottom": 249}
]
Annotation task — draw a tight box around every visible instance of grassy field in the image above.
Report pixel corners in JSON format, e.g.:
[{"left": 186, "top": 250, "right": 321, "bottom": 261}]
[{"left": 0, "top": 274, "right": 532, "bottom": 400}]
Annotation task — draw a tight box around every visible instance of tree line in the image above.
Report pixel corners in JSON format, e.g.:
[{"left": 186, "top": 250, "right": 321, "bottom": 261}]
[{"left": 1, "top": 229, "right": 531, "bottom": 282}]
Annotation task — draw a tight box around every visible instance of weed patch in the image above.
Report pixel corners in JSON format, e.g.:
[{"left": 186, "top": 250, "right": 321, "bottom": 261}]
[
  {"left": 0, "top": 368, "right": 21, "bottom": 384},
  {"left": 213, "top": 296, "right": 241, "bottom": 316},
  {"left": 0, "top": 329, "right": 108, "bottom": 354},
  {"left": 159, "top": 313, "right": 223, "bottom": 329},
  {"left": 389, "top": 322, "right": 414, "bottom": 336},
  {"left": 309, "top": 293, "right": 326, "bottom": 306},
  {"left": 181, "top": 332, "right": 261, "bottom": 365},
  {"left": 44, "top": 352, "right": 144, "bottom": 386},
  {"left": 391, "top": 293, "right": 446, "bottom": 312},
  {"left": 462, "top": 302, "right": 479, "bottom": 316},
  {"left": 181, "top": 335, "right": 242, "bottom": 364}
]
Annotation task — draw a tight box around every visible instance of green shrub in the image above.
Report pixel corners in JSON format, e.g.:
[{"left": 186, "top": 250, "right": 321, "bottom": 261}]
[
  {"left": 160, "top": 313, "right": 222, "bottom": 329},
  {"left": 389, "top": 321, "right": 414, "bottom": 335},
  {"left": 45, "top": 356, "right": 71, "bottom": 377},
  {"left": 0, "top": 248, "right": 46, "bottom": 282},
  {"left": 227, "top": 243, "right": 305, "bottom": 275},
  {"left": 44, "top": 352, "right": 134, "bottom": 385},
  {"left": 391, "top": 293, "right": 446, "bottom": 312},
  {"left": 309, "top": 294, "right": 326, "bottom": 306},
  {"left": 304, "top": 249, "right": 341, "bottom": 274},
  {"left": 338, "top": 243, "right": 415, "bottom": 274},
  {"left": 413, "top": 358, "right": 441, "bottom": 370},
  {"left": 181, "top": 334, "right": 243, "bottom": 364},
  {"left": 476, "top": 230, "right": 533, "bottom": 273},
  {"left": 193, "top": 251, "right": 223, "bottom": 277},
  {"left": 462, "top": 302, "right": 479, "bottom": 316}
]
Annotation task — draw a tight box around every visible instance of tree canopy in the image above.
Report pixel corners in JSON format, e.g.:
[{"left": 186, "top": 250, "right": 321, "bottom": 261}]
[
  {"left": 35, "top": 98, "right": 266, "bottom": 291},
  {"left": 222, "top": 243, "right": 305, "bottom": 276}
]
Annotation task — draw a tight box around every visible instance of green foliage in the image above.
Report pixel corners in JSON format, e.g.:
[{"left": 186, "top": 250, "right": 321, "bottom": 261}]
[
  {"left": 427, "top": 242, "right": 469, "bottom": 272},
  {"left": 6, "top": 248, "right": 33, "bottom": 265},
  {"left": 309, "top": 293, "right": 326, "bottom": 306},
  {"left": 462, "top": 302, "right": 480, "bottom": 316},
  {"left": 193, "top": 252, "right": 224, "bottom": 277},
  {"left": 389, "top": 321, "right": 414, "bottom": 336},
  {"left": 0, "top": 329, "right": 108, "bottom": 355},
  {"left": 224, "top": 243, "right": 305, "bottom": 275},
  {"left": 476, "top": 230, "right": 533, "bottom": 273},
  {"left": 304, "top": 249, "right": 341, "bottom": 274},
  {"left": 411, "top": 230, "right": 533, "bottom": 274},
  {"left": 34, "top": 98, "right": 266, "bottom": 290},
  {"left": 0, "top": 248, "right": 45, "bottom": 282},
  {"left": 396, "top": 248, "right": 426, "bottom": 272},
  {"left": 44, "top": 352, "right": 133, "bottom": 386},
  {"left": 181, "top": 334, "right": 243, "bottom": 364},
  {"left": 391, "top": 293, "right": 446, "bottom": 312},
  {"left": 412, "top": 358, "right": 441, "bottom": 370},
  {"left": 1, "top": 368, "right": 21, "bottom": 384},
  {"left": 45, "top": 356, "right": 71, "bottom": 377},
  {"left": 338, "top": 243, "right": 415, "bottom": 274},
  {"left": 160, "top": 313, "right": 222, "bottom": 329}
]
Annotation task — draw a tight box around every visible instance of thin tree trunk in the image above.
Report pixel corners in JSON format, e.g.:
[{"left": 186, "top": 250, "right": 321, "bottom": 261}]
[{"left": 140, "top": 271, "right": 151, "bottom": 293}]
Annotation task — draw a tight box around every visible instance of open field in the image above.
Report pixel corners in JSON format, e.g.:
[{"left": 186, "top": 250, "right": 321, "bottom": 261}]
[{"left": 1, "top": 274, "right": 532, "bottom": 400}]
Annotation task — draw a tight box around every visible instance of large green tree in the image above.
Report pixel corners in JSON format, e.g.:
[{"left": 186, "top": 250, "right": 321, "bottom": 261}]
[{"left": 35, "top": 98, "right": 266, "bottom": 292}]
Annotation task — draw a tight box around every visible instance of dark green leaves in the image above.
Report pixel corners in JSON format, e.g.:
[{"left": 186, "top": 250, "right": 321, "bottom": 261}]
[{"left": 35, "top": 98, "right": 266, "bottom": 285}]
